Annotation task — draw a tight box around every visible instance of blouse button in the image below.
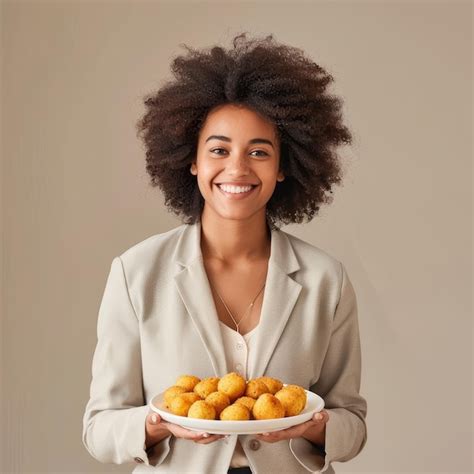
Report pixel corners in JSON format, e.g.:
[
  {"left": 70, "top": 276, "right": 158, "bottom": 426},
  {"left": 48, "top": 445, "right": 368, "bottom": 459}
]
[
  {"left": 249, "top": 439, "right": 261, "bottom": 451},
  {"left": 235, "top": 363, "right": 243, "bottom": 373},
  {"left": 236, "top": 342, "right": 244, "bottom": 350},
  {"left": 134, "top": 457, "right": 144, "bottom": 463}
]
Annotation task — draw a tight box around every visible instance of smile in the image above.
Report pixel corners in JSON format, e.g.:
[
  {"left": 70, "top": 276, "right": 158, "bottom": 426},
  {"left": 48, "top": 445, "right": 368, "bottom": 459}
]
[{"left": 215, "top": 183, "right": 258, "bottom": 200}]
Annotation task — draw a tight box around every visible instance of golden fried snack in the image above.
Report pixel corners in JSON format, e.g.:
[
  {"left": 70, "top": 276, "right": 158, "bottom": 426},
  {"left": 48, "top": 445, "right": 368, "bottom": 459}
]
[
  {"left": 181, "top": 392, "right": 202, "bottom": 402},
  {"left": 245, "top": 379, "right": 270, "bottom": 399},
  {"left": 220, "top": 403, "right": 250, "bottom": 421},
  {"left": 175, "top": 375, "right": 201, "bottom": 391},
  {"left": 188, "top": 400, "right": 216, "bottom": 420},
  {"left": 234, "top": 396, "right": 256, "bottom": 412},
  {"left": 275, "top": 387, "right": 306, "bottom": 416},
  {"left": 169, "top": 392, "right": 201, "bottom": 416},
  {"left": 194, "top": 377, "right": 220, "bottom": 399},
  {"left": 284, "top": 384, "right": 306, "bottom": 397},
  {"left": 164, "top": 385, "right": 187, "bottom": 407},
  {"left": 252, "top": 393, "right": 285, "bottom": 420},
  {"left": 257, "top": 376, "right": 283, "bottom": 395},
  {"left": 205, "top": 391, "right": 230, "bottom": 417},
  {"left": 217, "top": 372, "right": 246, "bottom": 402}
]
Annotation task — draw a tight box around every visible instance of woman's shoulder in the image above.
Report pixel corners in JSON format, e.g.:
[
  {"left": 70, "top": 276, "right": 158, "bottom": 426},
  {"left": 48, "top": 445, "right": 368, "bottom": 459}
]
[
  {"left": 280, "top": 228, "right": 343, "bottom": 277},
  {"left": 281, "top": 230, "right": 349, "bottom": 301},
  {"left": 115, "top": 223, "right": 187, "bottom": 280}
]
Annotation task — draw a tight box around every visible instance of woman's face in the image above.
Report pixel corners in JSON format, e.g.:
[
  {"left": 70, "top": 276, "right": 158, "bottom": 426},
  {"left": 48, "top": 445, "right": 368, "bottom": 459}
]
[{"left": 191, "top": 103, "right": 284, "bottom": 223}]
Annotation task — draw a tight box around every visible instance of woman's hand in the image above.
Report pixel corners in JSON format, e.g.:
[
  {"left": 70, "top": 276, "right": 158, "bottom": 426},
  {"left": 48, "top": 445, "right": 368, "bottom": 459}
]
[
  {"left": 254, "top": 409, "right": 329, "bottom": 447},
  {"left": 145, "top": 411, "right": 225, "bottom": 447}
]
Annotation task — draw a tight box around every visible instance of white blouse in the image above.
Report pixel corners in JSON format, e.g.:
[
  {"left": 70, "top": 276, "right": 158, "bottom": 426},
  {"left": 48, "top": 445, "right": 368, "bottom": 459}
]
[{"left": 218, "top": 321, "right": 259, "bottom": 468}]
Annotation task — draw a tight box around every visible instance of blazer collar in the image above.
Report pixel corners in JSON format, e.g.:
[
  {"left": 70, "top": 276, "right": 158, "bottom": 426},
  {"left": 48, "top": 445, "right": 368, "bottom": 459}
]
[{"left": 172, "top": 220, "right": 302, "bottom": 378}]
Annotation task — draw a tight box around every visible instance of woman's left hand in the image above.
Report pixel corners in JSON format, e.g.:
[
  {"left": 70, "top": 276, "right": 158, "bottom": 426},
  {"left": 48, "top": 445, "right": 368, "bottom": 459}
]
[{"left": 255, "top": 409, "right": 329, "bottom": 445}]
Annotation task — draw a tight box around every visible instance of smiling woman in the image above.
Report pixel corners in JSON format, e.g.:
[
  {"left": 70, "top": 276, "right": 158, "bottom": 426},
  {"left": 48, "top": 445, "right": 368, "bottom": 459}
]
[{"left": 82, "top": 31, "right": 367, "bottom": 474}]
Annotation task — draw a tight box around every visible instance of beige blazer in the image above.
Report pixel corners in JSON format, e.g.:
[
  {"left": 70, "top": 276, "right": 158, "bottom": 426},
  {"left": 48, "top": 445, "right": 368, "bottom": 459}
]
[{"left": 82, "top": 220, "right": 367, "bottom": 473}]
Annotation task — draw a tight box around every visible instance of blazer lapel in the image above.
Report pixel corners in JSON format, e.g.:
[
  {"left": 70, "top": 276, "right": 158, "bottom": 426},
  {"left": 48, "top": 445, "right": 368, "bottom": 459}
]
[
  {"left": 247, "top": 228, "right": 302, "bottom": 379},
  {"left": 172, "top": 220, "right": 302, "bottom": 380},
  {"left": 172, "top": 221, "right": 228, "bottom": 376}
]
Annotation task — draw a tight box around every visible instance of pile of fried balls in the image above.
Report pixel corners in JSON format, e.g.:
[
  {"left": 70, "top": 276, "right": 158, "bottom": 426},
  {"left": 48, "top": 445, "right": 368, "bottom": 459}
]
[{"left": 162, "top": 372, "right": 307, "bottom": 420}]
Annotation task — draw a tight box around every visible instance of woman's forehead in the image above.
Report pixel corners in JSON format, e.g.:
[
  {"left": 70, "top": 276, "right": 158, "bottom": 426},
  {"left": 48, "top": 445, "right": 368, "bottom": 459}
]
[{"left": 199, "top": 103, "right": 278, "bottom": 140}]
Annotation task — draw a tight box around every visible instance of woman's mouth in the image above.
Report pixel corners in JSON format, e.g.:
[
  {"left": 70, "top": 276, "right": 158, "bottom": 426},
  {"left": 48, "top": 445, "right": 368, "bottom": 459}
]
[{"left": 214, "top": 183, "right": 259, "bottom": 200}]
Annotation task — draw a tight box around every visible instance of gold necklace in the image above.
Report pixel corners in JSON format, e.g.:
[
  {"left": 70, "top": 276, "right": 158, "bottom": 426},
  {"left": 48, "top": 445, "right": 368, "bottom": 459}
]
[{"left": 210, "top": 281, "right": 266, "bottom": 334}]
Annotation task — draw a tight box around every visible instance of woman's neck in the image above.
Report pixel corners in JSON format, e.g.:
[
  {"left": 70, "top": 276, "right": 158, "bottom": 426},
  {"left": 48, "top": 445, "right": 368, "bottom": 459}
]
[{"left": 199, "top": 208, "right": 271, "bottom": 264}]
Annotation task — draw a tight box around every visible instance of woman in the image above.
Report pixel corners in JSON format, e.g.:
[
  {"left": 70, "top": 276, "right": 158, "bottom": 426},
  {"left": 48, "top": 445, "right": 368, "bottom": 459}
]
[{"left": 82, "top": 33, "right": 367, "bottom": 474}]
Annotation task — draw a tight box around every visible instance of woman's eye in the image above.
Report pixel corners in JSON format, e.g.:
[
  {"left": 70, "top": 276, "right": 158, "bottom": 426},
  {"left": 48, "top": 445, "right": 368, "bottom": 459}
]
[
  {"left": 250, "top": 150, "right": 269, "bottom": 157},
  {"left": 210, "top": 148, "right": 227, "bottom": 156}
]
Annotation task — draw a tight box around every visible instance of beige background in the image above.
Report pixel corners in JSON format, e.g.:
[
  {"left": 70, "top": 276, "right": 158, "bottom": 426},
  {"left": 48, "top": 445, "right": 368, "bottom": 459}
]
[{"left": 1, "top": 1, "right": 472, "bottom": 473}]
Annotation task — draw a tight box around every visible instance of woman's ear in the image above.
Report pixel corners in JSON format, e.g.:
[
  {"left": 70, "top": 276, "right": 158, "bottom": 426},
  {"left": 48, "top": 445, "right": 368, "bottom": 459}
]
[
  {"left": 277, "top": 170, "right": 285, "bottom": 182},
  {"left": 190, "top": 162, "right": 197, "bottom": 175}
]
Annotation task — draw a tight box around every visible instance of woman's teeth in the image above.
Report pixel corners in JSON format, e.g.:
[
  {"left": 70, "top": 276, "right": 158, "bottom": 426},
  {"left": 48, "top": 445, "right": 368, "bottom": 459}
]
[{"left": 218, "top": 184, "right": 254, "bottom": 194}]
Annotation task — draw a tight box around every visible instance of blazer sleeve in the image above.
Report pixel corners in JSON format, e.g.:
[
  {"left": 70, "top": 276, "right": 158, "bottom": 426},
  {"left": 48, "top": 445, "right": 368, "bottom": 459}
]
[
  {"left": 289, "top": 261, "right": 368, "bottom": 473},
  {"left": 82, "top": 256, "right": 171, "bottom": 466}
]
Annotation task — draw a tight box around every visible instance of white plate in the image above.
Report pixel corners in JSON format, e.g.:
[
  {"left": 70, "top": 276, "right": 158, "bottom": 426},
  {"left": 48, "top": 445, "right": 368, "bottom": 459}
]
[{"left": 149, "top": 389, "right": 324, "bottom": 435}]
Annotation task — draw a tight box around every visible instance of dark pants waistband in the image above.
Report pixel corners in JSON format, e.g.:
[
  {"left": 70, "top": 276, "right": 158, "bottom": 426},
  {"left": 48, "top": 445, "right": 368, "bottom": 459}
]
[{"left": 227, "top": 467, "right": 252, "bottom": 474}]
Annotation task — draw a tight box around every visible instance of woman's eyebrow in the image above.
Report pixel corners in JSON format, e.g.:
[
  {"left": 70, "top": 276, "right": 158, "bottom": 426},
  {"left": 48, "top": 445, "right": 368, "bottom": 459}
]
[{"left": 205, "top": 135, "right": 274, "bottom": 149}]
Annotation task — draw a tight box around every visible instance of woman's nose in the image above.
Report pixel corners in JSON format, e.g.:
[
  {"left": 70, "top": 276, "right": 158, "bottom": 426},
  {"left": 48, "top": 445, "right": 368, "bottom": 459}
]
[{"left": 227, "top": 154, "right": 250, "bottom": 176}]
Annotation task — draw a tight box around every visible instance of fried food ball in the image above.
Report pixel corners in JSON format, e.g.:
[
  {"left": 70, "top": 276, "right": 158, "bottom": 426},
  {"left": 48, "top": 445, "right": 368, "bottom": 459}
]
[
  {"left": 181, "top": 392, "right": 202, "bottom": 403},
  {"left": 217, "top": 372, "right": 246, "bottom": 402},
  {"left": 220, "top": 403, "right": 250, "bottom": 421},
  {"left": 284, "top": 384, "right": 307, "bottom": 397},
  {"left": 252, "top": 393, "right": 285, "bottom": 420},
  {"left": 175, "top": 375, "right": 201, "bottom": 391},
  {"left": 163, "top": 385, "right": 187, "bottom": 407},
  {"left": 205, "top": 391, "right": 230, "bottom": 417},
  {"left": 188, "top": 400, "right": 216, "bottom": 420},
  {"left": 169, "top": 392, "right": 201, "bottom": 417},
  {"left": 245, "top": 379, "right": 270, "bottom": 399},
  {"left": 275, "top": 387, "right": 306, "bottom": 416},
  {"left": 234, "top": 396, "right": 256, "bottom": 412},
  {"left": 257, "top": 376, "right": 283, "bottom": 395},
  {"left": 194, "top": 377, "right": 220, "bottom": 399}
]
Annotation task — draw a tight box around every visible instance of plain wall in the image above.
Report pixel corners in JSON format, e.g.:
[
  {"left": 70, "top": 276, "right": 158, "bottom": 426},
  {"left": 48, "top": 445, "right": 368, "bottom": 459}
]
[{"left": 1, "top": 1, "right": 472, "bottom": 473}]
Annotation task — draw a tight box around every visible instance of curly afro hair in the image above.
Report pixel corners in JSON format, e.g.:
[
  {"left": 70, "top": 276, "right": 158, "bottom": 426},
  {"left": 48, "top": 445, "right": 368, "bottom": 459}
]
[{"left": 136, "top": 32, "right": 353, "bottom": 230}]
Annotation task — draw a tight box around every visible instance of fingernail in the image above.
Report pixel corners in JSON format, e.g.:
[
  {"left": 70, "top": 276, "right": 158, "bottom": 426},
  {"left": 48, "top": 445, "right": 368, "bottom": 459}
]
[
  {"left": 151, "top": 414, "right": 157, "bottom": 424},
  {"left": 202, "top": 433, "right": 209, "bottom": 438},
  {"left": 316, "top": 413, "right": 323, "bottom": 421},
  {"left": 263, "top": 432, "right": 270, "bottom": 436}
]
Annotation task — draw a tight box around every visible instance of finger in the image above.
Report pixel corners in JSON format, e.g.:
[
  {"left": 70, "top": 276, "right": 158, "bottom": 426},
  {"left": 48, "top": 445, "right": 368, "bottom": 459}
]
[
  {"left": 147, "top": 412, "right": 162, "bottom": 425},
  {"left": 255, "top": 432, "right": 282, "bottom": 443},
  {"left": 312, "top": 410, "right": 329, "bottom": 424},
  {"left": 256, "top": 424, "right": 306, "bottom": 443},
  {"left": 166, "top": 425, "right": 207, "bottom": 440},
  {"left": 256, "top": 430, "right": 287, "bottom": 441},
  {"left": 187, "top": 430, "right": 223, "bottom": 443},
  {"left": 193, "top": 434, "right": 225, "bottom": 444},
  {"left": 182, "top": 430, "right": 211, "bottom": 440},
  {"left": 190, "top": 432, "right": 214, "bottom": 442},
  {"left": 256, "top": 419, "right": 317, "bottom": 442},
  {"left": 286, "top": 420, "right": 314, "bottom": 433}
]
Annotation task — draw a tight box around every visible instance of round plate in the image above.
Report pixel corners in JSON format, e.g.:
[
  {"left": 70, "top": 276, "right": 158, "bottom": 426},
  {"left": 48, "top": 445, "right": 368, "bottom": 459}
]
[{"left": 149, "top": 389, "right": 324, "bottom": 435}]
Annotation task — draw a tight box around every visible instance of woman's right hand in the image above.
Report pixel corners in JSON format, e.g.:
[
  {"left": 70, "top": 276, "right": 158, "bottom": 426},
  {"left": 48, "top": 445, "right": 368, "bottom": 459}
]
[{"left": 145, "top": 410, "right": 225, "bottom": 448}]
